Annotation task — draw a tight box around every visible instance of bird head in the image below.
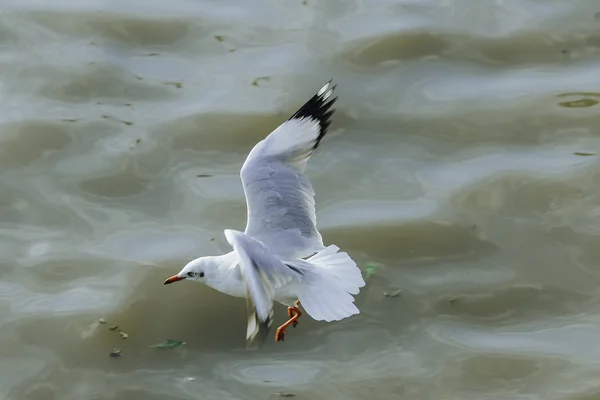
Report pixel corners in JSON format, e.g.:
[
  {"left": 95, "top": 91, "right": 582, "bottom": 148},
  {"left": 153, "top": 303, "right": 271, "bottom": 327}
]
[{"left": 164, "top": 257, "right": 211, "bottom": 285}]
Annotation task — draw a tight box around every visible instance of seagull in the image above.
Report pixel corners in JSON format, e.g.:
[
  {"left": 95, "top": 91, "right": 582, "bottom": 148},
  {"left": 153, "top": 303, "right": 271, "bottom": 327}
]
[{"left": 164, "top": 81, "right": 366, "bottom": 344}]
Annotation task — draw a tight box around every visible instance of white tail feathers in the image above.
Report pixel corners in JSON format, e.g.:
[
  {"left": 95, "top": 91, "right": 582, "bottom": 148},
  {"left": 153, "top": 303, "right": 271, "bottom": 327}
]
[{"left": 296, "top": 245, "right": 366, "bottom": 322}]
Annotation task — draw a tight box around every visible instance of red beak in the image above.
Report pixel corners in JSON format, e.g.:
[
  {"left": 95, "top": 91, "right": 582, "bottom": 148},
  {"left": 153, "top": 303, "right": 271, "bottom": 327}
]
[{"left": 164, "top": 275, "right": 185, "bottom": 285}]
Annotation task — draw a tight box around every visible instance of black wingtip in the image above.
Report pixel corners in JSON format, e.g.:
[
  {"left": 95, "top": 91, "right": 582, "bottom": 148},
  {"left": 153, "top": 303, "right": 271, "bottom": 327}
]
[{"left": 288, "top": 80, "right": 338, "bottom": 150}]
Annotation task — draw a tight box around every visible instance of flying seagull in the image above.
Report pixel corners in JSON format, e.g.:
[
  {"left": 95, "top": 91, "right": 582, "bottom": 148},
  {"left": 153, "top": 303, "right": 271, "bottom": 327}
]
[{"left": 164, "top": 81, "right": 366, "bottom": 343}]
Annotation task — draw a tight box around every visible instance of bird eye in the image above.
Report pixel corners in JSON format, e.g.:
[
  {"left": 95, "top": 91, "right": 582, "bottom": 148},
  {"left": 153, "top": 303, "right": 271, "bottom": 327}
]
[
  {"left": 199, "top": 272, "right": 205, "bottom": 278},
  {"left": 187, "top": 271, "right": 196, "bottom": 277}
]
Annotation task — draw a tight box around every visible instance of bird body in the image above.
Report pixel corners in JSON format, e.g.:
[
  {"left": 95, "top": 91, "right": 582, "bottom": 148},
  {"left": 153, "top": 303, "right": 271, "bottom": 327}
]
[{"left": 164, "top": 81, "right": 366, "bottom": 343}]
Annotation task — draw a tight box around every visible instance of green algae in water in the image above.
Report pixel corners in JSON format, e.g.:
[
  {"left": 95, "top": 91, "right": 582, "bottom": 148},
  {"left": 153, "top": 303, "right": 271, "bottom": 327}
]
[{"left": 365, "top": 264, "right": 376, "bottom": 279}]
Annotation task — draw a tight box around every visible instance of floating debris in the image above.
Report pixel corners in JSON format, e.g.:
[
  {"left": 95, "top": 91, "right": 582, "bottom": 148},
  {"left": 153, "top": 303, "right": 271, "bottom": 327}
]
[
  {"left": 145, "top": 53, "right": 160, "bottom": 57},
  {"left": 574, "top": 152, "right": 595, "bottom": 156},
  {"left": 98, "top": 318, "right": 107, "bottom": 324},
  {"left": 61, "top": 118, "right": 77, "bottom": 123},
  {"left": 210, "top": 238, "right": 216, "bottom": 242},
  {"left": 382, "top": 289, "right": 402, "bottom": 298},
  {"left": 109, "top": 348, "right": 122, "bottom": 357},
  {"left": 365, "top": 264, "right": 376, "bottom": 279},
  {"left": 149, "top": 339, "right": 186, "bottom": 349},
  {"left": 446, "top": 296, "right": 459, "bottom": 304},
  {"left": 101, "top": 114, "right": 133, "bottom": 126},
  {"left": 251, "top": 76, "right": 271, "bottom": 86},
  {"left": 119, "top": 331, "right": 129, "bottom": 339},
  {"left": 212, "top": 35, "right": 237, "bottom": 52},
  {"left": 136, "top": 138, "right": 141, "bottom": 144},
  {"left": 164, "top": 81, "right": 182, "bottom": 89},
  {"left": 97, "top": 101, "right": 132, "bottom": 107},
  {"left": 109, "top": 325, "right": 119, "bottom": 331},
  {"left": 274, "top": 393, "right": 297, "bottom": 398},
  {"left": 197, "top": 174, "right": 213, "bottom": 178},
  {"left": 302, "top": 0, "right": 308, "bottom": 4}
]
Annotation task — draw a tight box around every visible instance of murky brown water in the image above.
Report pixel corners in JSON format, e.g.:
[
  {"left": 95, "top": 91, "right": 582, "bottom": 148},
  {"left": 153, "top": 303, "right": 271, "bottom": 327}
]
[{"left": 3, "top": 0, "right": 600, "bottom": 399}]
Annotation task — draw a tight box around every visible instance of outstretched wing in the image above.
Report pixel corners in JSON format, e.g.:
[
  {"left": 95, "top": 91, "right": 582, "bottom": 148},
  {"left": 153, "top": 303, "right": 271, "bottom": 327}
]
[
  {"left": 240, "top": 81, "right": 337, "bottom": 260},
  {"left": 224, "top": 229, "right": 303, "bottom": 344}
]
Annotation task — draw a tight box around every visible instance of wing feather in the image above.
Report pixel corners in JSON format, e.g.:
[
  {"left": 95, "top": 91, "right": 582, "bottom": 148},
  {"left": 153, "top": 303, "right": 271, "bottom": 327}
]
[
  {"left": 224, "top": 229, "right": 302, "bottom": 343},
  {"left": 240, "top": 81, "right": 337, "bottom": 260}
]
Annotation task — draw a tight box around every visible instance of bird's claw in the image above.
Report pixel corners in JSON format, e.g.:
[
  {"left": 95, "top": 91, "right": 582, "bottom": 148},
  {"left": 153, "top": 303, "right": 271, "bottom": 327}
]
[
  {"left": 287, "top": 306, "right": 299, "bottom": 328},
  {"left": 275, "top": 329, "right": 285, "bottom": 342},
  {"left": 276, "top": 301, "right": 301, "bottom": 342}
]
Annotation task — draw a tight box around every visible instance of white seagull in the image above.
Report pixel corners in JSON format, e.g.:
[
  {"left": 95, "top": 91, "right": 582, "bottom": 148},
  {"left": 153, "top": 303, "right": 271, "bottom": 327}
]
[{"left": 164, "top": 81, "right": 366, "bottom": 343}]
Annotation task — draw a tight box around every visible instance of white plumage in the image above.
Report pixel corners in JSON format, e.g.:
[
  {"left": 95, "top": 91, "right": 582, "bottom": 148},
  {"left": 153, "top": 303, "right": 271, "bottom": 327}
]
[{"left": 165, "top": 81, "right": 366, "bottom": 344}]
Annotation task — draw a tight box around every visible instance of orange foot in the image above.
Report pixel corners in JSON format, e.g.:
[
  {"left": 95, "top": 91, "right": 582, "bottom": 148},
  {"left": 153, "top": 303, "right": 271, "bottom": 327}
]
[{"left": 275, "top": 301, "right": 302, "bottom": 342}]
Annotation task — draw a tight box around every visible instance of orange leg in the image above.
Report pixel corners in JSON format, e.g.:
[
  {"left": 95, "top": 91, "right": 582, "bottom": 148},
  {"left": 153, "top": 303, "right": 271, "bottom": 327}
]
[
  {"left": 287, "top": 305, "right": 299, "bottom": 328},
  {"left": 276, "top": 301, "right": 302, "bottom": 342}
]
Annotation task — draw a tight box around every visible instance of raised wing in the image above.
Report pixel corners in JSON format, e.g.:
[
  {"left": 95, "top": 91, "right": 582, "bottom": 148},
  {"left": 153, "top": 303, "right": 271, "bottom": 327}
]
[
  {"left": 240, "top": 81, "right": 337, "bottom": 260},
  {"left": 224, "top": 229, "right": 302, "bottom": 344}
]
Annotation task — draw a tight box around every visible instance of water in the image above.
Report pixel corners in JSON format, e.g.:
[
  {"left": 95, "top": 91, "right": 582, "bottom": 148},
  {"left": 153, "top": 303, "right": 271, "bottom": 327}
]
[{"left": 2, "top": 0, "right": 600, "bottom": 398}]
